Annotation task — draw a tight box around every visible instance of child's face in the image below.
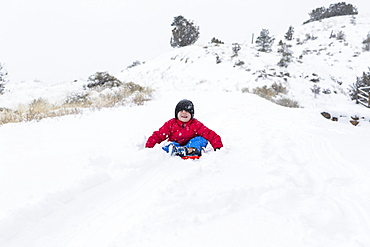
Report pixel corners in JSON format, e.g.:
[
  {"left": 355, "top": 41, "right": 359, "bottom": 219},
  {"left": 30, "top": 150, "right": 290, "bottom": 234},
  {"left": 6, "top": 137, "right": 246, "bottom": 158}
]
[{"left": 177, "top": 110, "right": 191, "bottom": 123}]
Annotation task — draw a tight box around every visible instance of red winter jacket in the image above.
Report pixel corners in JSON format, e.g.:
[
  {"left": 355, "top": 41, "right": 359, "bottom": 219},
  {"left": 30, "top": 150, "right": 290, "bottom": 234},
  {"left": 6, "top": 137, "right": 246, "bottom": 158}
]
[{"left": 146, "top": 118, "right": 223, "bottom": 150}]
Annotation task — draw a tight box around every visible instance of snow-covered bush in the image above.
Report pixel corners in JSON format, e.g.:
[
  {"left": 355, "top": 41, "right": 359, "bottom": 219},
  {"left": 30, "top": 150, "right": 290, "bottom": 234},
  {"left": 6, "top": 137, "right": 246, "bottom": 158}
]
[
  {"left": 330, "top": 30, "right": 346, "bottom": 41},
  {"left": 234, "top": 60, "right": 245, "bottom": 67},
  {"left": 336, "top": 31, "right": 346, "bottom": 41},
  {"left": 127, "top": 61, "right": 142, "bottom": 69},
  {"left": 305, "top": 33, "right": 318, "bottom": 41},
  {"left": 86, "top": 71, "right": 122, "bottom": 89},
  {"left": 215, "top": 54, "right": 221, "bottom": 64},
  {"left": 241, "top": 87, "right": 249, "bottom": 93},
  {"left": 64, "top": 92, "right": 91, "bottom": 106},
  {"left": 210, "top": 37, "right": 224, "bottom": 44}
]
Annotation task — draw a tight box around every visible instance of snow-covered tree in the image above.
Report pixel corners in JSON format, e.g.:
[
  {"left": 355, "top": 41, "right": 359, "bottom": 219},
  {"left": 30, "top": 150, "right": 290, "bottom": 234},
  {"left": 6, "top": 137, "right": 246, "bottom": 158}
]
[
  {"left": 311, "top": 84, "right": 321, "bottom": 98},
  {"left": 350, "top": 15, "right": 356, "bottom": 25},
  {"left": 232, "top": 43, "right": 241, "bottom": 57},
  {"left": 327, "top": 2, "right": 358, "bottom": 17},
  {"left": 255, "top": 29, "right": 275, "bottom": 52},
  {"left": 284, "top": 26, "right": 294, "bottom": 41},
  {"left": 0, "top": 63, "right": 8, "bottom": 94},
  {"left": 362, "top": 32, "right": 370, "bottom": 51},
  {"left": 170, "top": 16, "right": 200, "bottom": 48},
  {"left": 305, "top": 2, "right": 358, "bottom": 24},
  {"left": 349, "top": 69, "right": 370, "bottom": 103},
  {"left": 127, "top": 60, "right": 142, "bottom": 69},
  {"left": 277, "top": 41, "right": 294, "bottom": 68}
]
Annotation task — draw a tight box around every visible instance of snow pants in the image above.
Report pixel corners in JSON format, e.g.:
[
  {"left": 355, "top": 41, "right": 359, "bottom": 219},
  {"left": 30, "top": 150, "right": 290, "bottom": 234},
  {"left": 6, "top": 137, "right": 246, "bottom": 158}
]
[{"left": 162, "top": 136, "right": 208, "bottom": 153}]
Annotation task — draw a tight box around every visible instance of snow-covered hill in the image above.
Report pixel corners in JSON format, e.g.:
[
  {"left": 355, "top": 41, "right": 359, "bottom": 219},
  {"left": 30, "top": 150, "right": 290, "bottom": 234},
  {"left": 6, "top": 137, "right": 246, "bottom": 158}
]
[
  {"left": 117, "top": 14, "right": 370, "bottom": 112},
  {"left": 1, "top": 14, "right": 370, "bottom": 247},
  {"left": 1, "top": 14, "right": 370, "bottom": 114}
]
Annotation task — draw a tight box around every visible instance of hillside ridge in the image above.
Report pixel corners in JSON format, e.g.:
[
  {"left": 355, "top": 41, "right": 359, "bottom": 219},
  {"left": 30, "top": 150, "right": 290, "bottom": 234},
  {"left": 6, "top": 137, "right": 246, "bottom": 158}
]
[{"left": 117, "top": 14, "right": 370, "bottom": 111}]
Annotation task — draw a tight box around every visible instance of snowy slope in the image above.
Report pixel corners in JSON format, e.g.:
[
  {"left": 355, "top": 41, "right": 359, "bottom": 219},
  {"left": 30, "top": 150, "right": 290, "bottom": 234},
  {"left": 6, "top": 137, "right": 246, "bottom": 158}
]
[
  {"left": 1, "top": 91, "right": 370, "bottom": 247},
  {"left": 1, "top": 14, "right": 370, "bottom": 247},
  {"left": 117, "top": 14, "right": 370, "bottom": 112}
]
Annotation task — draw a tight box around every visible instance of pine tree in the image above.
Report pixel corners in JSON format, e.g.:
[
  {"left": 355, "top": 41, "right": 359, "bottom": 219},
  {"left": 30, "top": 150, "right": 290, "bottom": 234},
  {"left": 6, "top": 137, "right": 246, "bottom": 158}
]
[
  {"left": 349, "top": 69, "right": 370, "bottom": 102},
  {"left": 255, "top": 29, "right": 275, "bottom": 52},
  {"left": 232, "top": 43, "right": 241, "bottom": 57},
  {"left": 305, "top": 2, "right": 358, "bottom": 24},
  {"left": 170, "top": 16, "right": 200, "bottom": 48},
  {"left": 284, "top": 26, "right": 294, "bottom": 41},
  {"left": 311, "top": 84, "right": 321, "bottom": 98},
  {"left": 327, "top": 2, "right": 358, "bottom": 17},
  {"left": 362, "top": 32, "right": 370, "bottom": 51},
  {"left": 0, "top": 63, "right": 8, "bottom": 94},
  {"left": 277, "top": 41, "right": 293, "bottom": 67},
  {"left": 307, "top": 7, "right": 328, "bottom": 23}
]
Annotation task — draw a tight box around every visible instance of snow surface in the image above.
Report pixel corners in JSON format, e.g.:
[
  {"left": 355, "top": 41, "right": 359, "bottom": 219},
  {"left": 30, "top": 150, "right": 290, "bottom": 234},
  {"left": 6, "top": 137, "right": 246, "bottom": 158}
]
[{"left": 1, "top": 14, "right": 370, "bottom": 247}]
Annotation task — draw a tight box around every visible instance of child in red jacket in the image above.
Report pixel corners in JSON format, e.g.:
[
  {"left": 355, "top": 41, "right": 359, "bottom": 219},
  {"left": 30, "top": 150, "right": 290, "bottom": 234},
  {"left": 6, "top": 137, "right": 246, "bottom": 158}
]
[{"left": 146, "top": 99, "right": 223, "bottom": 158}]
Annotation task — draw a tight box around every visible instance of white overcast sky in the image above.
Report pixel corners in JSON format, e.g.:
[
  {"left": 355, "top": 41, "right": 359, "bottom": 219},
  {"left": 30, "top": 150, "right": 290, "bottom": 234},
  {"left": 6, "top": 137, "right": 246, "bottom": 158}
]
[{"left": 0, "top": 0, "right": 369, "bottom": 83}]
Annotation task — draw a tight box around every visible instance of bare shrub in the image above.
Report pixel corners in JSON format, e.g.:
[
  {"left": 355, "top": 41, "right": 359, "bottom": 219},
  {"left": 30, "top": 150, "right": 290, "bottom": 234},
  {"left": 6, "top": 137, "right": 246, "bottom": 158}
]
[
  {"left": 241, "top": 88, "right": 250, "bottom": 93},
  {"left": 124, "top": 82, "right": 145, "bottom": 93},
  {"left": 23, "top": 98, "right": 53, "bottom": 122},
  {"left": 253, "top": 85, "right": 277, "bottom": 100},
  {"left": 271, "top": 82, "right": 287, "bottom": 94},
  {"left": 274, "top": 97, "right": 300, "bottom": 108},
  {"left": 0, "top": 108, "right": 21, "bottom": 125},
  {"left": 132, "top": 92, "right": 151, "bottom": 106},
  {"left": 252, "top": 84, "right": 296, "bottom": 108},
  {"left": 0, "top": 98, "right": 83, "bottom": 125},
  {"left": 0, "top": 80, "right": 154, "bottom": 126},
  {"left": 64, "top": 92, "right": 91, "bottom": 107},
  {"left": 95, "top": 89, "right": 128, "bottom": 108}
]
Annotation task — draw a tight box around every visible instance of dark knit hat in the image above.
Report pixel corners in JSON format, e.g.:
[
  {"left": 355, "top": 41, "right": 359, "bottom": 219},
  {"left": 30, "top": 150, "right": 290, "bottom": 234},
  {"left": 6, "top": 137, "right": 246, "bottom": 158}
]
[{"left": 175, "top": 99, "right": 194, "bottom": 119}]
